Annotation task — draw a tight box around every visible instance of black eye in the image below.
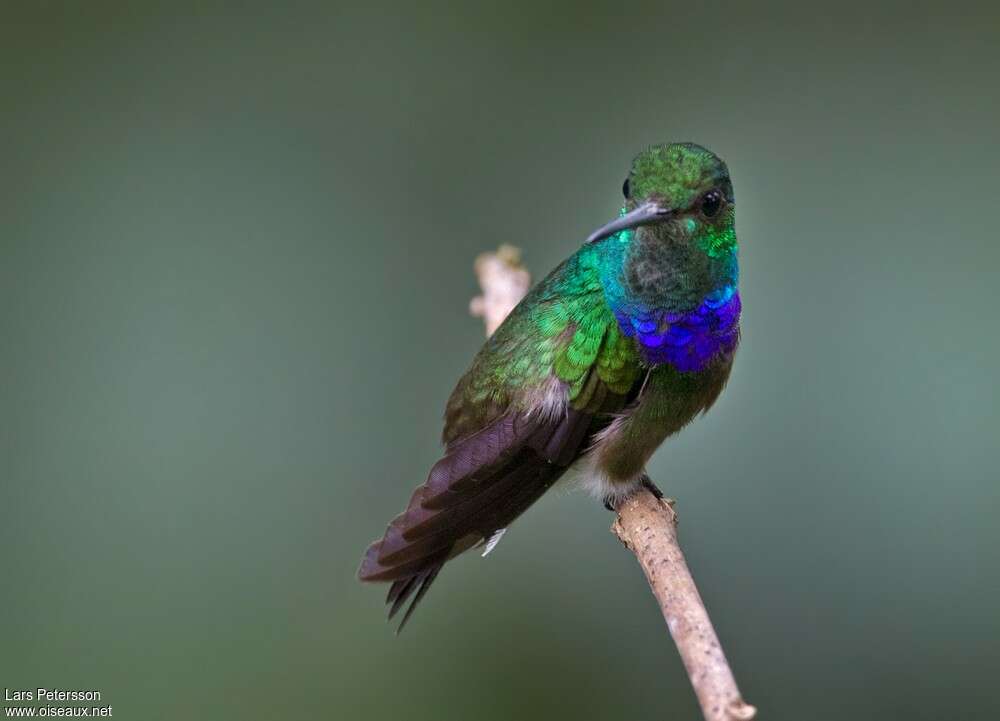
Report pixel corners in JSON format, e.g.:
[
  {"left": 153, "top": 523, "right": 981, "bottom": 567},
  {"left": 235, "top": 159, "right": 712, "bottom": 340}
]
[
  {"left": 700, "top": 189, "right": 723, "bottom": 218},
  {"left": 622, "top": 178, "right": 631, "bottom": 199}
]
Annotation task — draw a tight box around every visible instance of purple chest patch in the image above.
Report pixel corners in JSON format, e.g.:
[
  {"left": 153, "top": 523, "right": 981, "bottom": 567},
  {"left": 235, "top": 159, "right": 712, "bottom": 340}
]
[{"left": 615, "top": 286, "right": 741, "bottom": 372}]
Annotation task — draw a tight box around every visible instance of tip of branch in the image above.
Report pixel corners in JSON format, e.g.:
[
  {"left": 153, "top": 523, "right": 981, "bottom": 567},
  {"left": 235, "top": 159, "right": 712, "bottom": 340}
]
[
  {"left": 728, "top": 701, "right": 757, "bottom": 720},
  {"left": 470, "top": 245, "right": 532, "bottom": 337}
]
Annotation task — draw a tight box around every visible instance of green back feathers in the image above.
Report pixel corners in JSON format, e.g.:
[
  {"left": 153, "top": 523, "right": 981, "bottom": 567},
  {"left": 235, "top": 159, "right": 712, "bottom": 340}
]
[
  {"left": 443, "top": 244, "right": 641, "bottom": 444},
  {"left": 551, "top": 296, "right": 639, "bottom": 402}
]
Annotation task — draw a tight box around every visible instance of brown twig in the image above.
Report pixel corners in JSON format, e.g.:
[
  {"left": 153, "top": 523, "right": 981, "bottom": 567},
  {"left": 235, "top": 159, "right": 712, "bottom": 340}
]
[
  {"left": 613, "top": 492, "right": 756, "bottom": 721},
  {"left": 470, "top": 246, "right": 756, "bottom": 721},
  {"left": 469, "top": 244, "right": 532, "bottom": 336}
]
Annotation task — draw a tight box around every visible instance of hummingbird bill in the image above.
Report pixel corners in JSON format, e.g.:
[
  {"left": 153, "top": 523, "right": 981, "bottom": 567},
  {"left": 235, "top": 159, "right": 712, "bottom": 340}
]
[{"left": 358, "top": 143, "right": 740, "bottom": 630}]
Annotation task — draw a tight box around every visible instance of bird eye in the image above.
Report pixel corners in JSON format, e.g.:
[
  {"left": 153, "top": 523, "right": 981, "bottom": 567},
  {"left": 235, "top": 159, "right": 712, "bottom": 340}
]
[
  {"left": 622, "top": 178, "right": 631, "bottom": 199},
  {"left": 700, "top": 189, "right": 723, "bottom": 218}
]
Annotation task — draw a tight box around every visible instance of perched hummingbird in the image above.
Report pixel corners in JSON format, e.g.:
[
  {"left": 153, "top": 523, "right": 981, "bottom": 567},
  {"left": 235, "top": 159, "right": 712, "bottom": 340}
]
[{"left": 359, "top": 143, "right": 740, "bottom": 629}]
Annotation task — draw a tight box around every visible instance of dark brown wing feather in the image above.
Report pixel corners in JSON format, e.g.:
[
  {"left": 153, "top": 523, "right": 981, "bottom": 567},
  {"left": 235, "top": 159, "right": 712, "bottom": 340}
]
[{"left": 357, "top": 368, "right": 640, "bottom": 630}]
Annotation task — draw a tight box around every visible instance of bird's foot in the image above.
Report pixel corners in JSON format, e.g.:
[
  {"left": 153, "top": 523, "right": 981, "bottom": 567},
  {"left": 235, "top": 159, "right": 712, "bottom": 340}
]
[{"left": 603, "top": 475, "right": 665, "bottom": 511}]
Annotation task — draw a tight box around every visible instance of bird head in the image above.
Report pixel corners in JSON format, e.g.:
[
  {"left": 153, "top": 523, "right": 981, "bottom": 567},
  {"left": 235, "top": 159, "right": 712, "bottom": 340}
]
[{"left": 586, "top": 143, "right": 736, "bottom": 259}]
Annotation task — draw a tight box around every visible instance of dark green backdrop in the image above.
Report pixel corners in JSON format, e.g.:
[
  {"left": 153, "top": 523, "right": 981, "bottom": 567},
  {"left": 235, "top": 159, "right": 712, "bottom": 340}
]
[{"left": 2, "top": 3, "right": 998, "bottom": 720}]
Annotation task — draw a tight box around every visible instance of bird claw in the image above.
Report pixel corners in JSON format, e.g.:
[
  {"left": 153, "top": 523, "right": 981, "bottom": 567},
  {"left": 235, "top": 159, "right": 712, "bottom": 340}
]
[
  {"left": 603, "top": 475, "right": 664, "bottom": 512},
  {"left": 640, "top": 475, "right": 664, "bottom": 499}
]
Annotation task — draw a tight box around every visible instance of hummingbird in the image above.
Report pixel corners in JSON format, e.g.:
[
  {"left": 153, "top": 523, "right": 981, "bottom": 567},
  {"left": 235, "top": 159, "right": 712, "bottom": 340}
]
[{"left": 358, "top": 143, "right": 740, "bottom": 629}]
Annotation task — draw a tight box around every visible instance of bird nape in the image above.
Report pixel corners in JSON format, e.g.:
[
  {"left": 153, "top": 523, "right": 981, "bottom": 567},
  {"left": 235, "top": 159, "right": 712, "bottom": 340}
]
[{"left": 358, "top": 142, "right": 740, "bottom": 631}]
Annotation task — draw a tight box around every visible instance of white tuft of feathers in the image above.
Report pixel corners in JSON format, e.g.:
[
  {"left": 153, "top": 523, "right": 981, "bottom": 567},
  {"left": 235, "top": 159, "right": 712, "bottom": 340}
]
[
  {"left": 561, "top": 453, "right": 643, "bottom": 503},
  {"left": 481, "top": 528, "right": 507, "bottom": 557}
]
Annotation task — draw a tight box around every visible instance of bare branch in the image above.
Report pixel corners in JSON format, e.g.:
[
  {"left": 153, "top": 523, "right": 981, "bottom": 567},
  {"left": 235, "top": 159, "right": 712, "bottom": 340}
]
[
  {"left": 469, "top": 244, "right": 531, "bottom": 336},
  {"left": 471, "top": 247, "right": 756, "bottom": 721},
  {"left": 613, "top": 492, "right": 756, "bottom": 721}
]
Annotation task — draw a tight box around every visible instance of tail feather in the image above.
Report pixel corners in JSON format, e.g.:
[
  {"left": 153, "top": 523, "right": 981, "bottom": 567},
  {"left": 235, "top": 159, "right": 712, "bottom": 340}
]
[
  {"left": 358, "top": 459, "right": 562, "bottom": 629},
  {"left": 386, "top": 575, "right": 417, "bottom": 613},
  {"left": 383, "top": 553, "right": 448, "bottom": 632},
  {"left": 360, "top": 541, "right": 448, "bottom": 583},
  {"left": 358, "top": 407, "right": 608, "bottom": 629},
  {"left": 360, "top": 454, "right": 552, "bottom": 579},
  {"left": 395, "top": 563, "right": 443, "bottom": 632}
]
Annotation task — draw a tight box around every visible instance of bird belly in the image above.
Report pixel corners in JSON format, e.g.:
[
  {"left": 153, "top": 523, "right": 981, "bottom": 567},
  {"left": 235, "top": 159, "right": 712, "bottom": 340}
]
[{"left": 574, "top": 359, "right": 733, "bottom": 501}]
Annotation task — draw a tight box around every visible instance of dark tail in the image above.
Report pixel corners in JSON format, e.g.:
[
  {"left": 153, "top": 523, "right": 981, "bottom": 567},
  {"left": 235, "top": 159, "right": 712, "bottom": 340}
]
[
  {"left": 357, "top": 410, "right": 593, "bottom": 630},
  {"left": 384, "top": 558, "right": 445, "bottom": 632}
]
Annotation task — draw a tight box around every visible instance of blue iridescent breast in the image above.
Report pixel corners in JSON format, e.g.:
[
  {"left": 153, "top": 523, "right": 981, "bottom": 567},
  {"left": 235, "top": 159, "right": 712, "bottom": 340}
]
[{"left": 614, "top": 284, "right": 741, "bottom": 372}]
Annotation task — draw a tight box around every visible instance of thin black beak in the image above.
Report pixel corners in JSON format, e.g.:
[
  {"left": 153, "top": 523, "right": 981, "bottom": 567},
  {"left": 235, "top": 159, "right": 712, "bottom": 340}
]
[{"left": 585, "top": 201, "right": 673, "bottom": 243}]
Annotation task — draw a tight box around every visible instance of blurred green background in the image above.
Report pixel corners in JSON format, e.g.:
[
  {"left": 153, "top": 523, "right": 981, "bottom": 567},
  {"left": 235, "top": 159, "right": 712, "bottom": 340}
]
[{"left": 2, "top": 3, "right": 998, "bottom": 720}]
